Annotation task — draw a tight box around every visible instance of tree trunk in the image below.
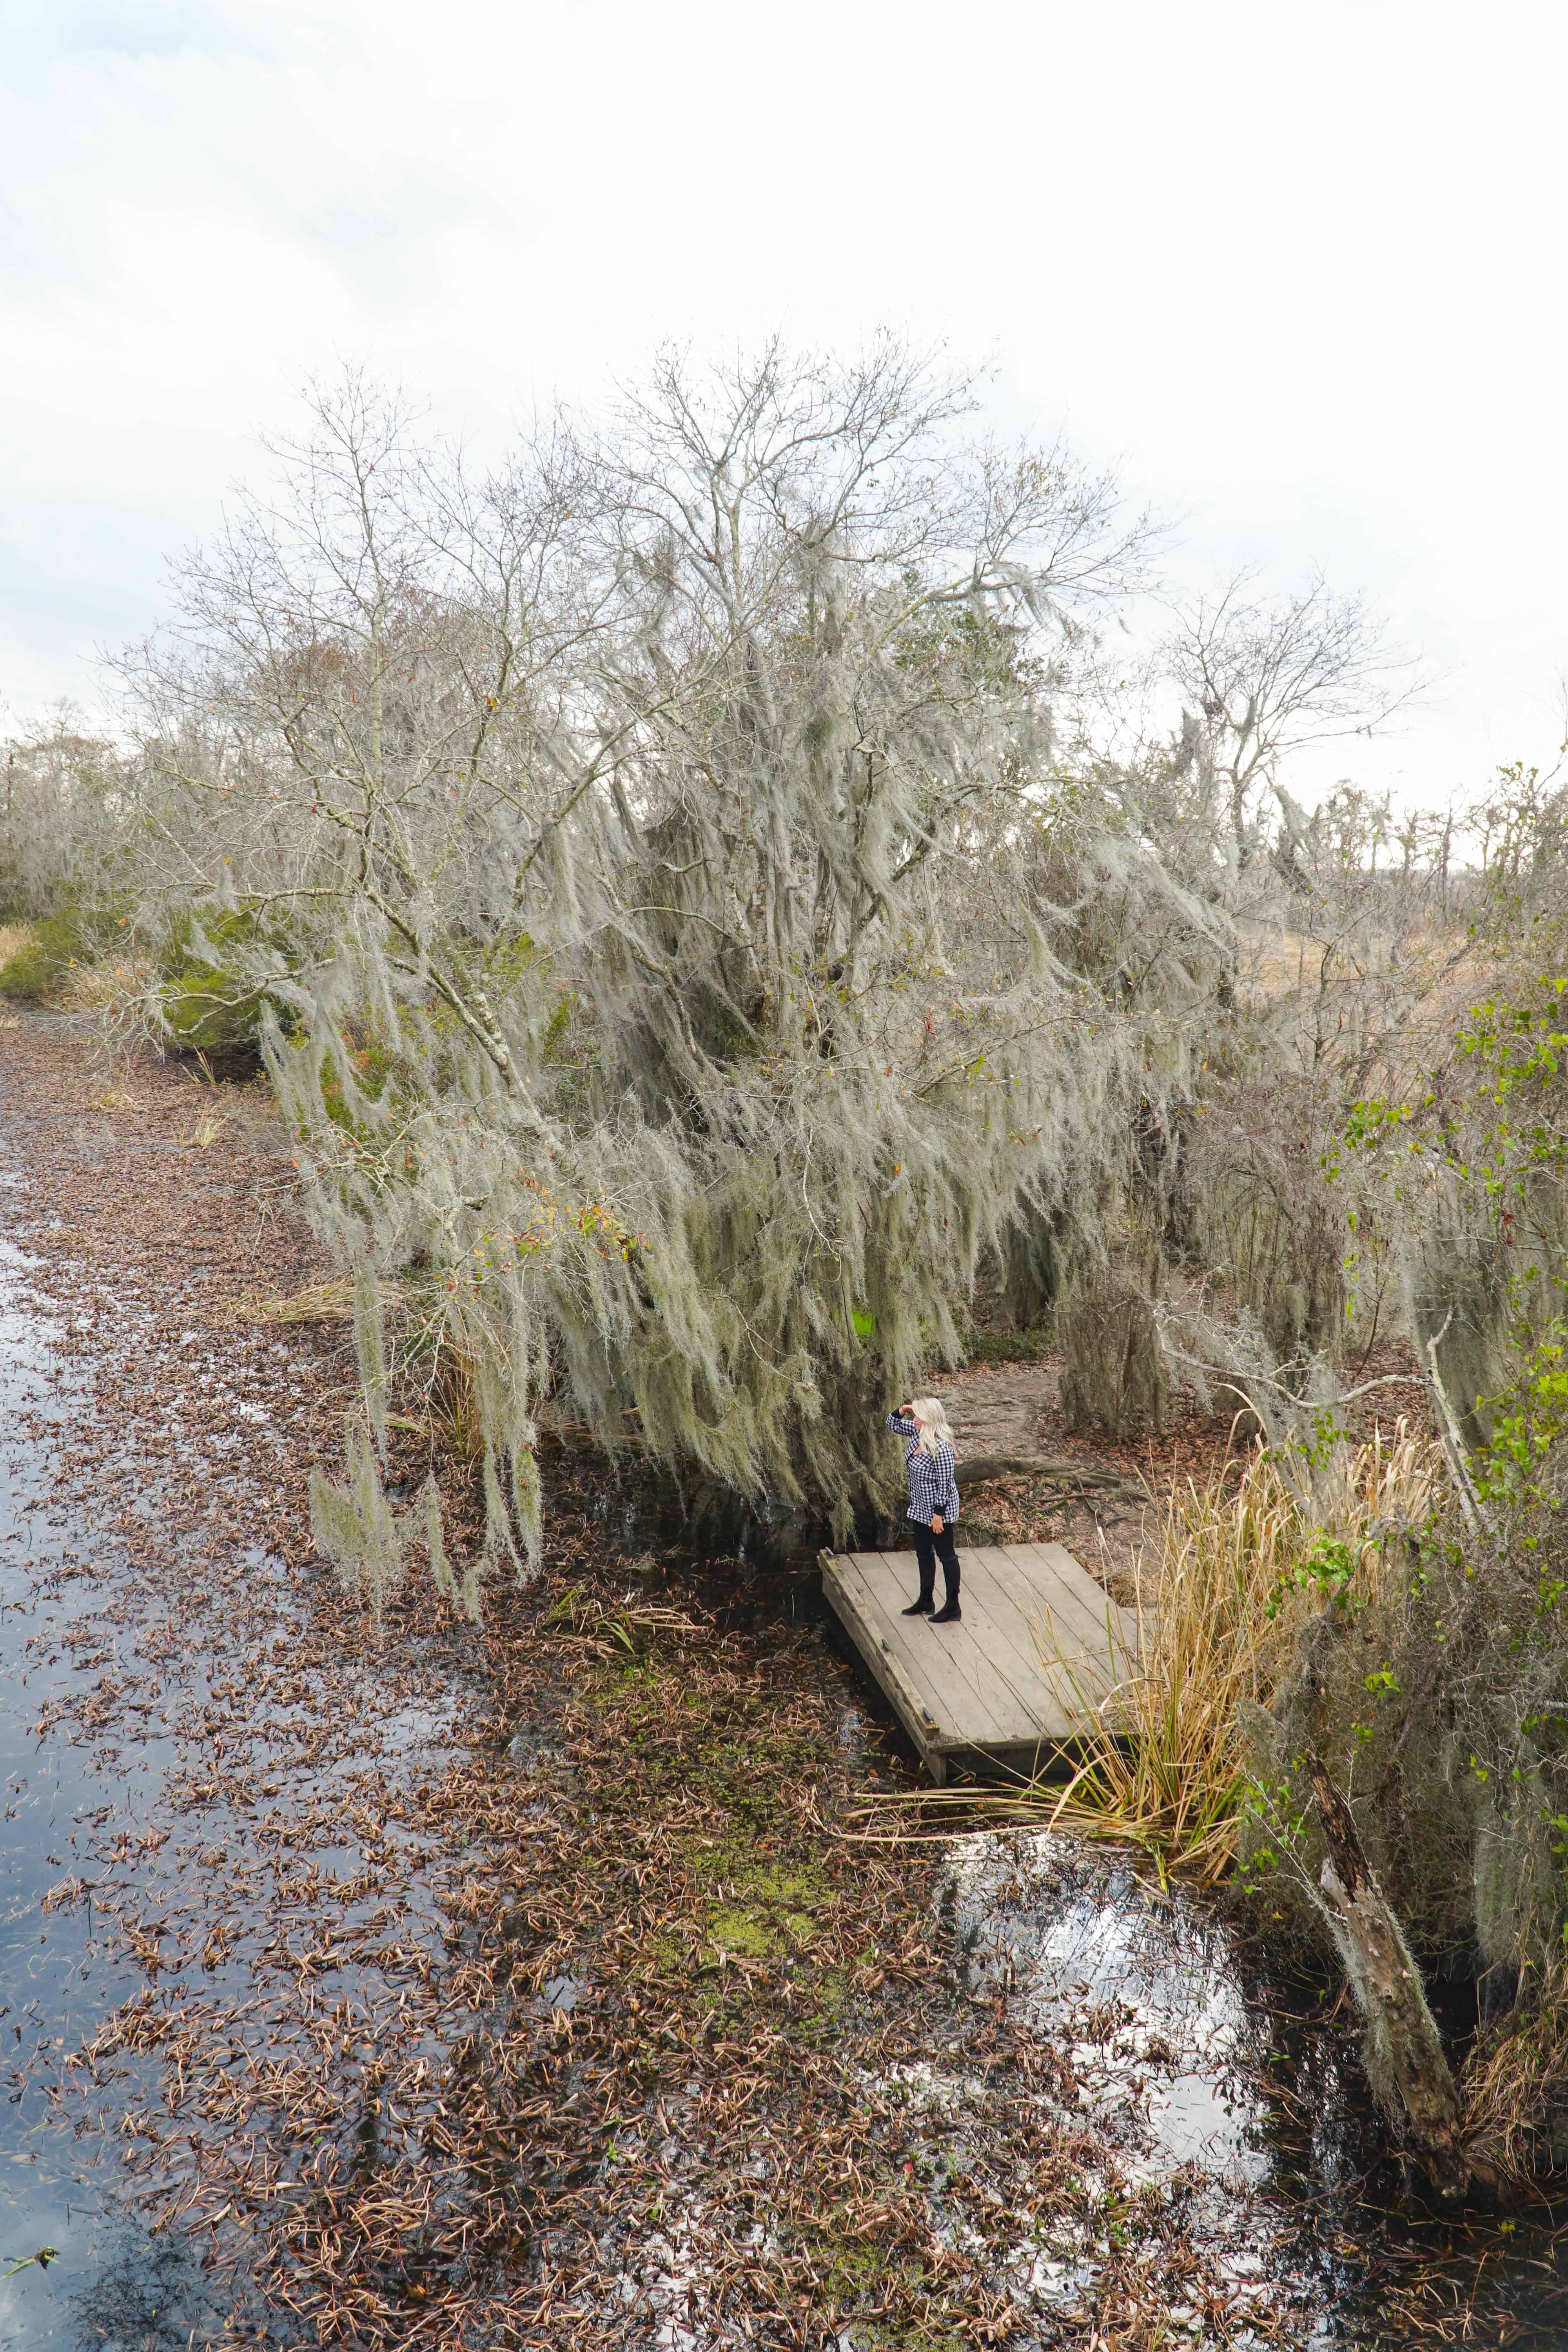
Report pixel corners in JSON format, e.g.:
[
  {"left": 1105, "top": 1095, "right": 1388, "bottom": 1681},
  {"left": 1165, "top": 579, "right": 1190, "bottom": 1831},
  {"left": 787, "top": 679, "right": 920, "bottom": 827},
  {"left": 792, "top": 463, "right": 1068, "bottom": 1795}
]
[{"left": 1306, "top": 1753, "right": 1471, "bottom": 2200}]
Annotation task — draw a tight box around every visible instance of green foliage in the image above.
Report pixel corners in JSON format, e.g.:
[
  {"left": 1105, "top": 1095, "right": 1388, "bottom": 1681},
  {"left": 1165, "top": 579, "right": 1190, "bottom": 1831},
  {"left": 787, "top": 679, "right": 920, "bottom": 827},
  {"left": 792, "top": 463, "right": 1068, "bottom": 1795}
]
[
  {"left": 0, "top": 906, "right": 98, "bottom": 1001},
  {"left": 158, "top": 907, "right": 289, "bottom": 1067},
  {"left": 1263, "top": 1530, "right": 1360, "bottom": 1619},
  {"left": 1478, "top": 1318, "right": 1568, "bottom": 1506}
]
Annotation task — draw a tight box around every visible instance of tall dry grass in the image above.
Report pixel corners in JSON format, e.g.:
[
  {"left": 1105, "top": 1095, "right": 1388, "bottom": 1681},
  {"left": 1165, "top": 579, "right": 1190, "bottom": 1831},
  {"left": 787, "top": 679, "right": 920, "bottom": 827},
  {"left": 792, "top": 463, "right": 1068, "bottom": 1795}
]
[
  {"left": 0, "top": 922, "right": 34, "bottom": 967},
  {"left": 902, "top": 1423, "right": 1446, "bottom": 1883},
  {"left": 1029, "top": 1449, "right": 1300, "bottom": 1884},
  {"left": 61, "top": 951, "right": 153, "bottom": 1011},
  {"left": 1023, "top": 1425, "right": 1445, "bottom": 1882},
  {"left": 1459, "top": 1969, "right": 1568, "bottom": 2188}
]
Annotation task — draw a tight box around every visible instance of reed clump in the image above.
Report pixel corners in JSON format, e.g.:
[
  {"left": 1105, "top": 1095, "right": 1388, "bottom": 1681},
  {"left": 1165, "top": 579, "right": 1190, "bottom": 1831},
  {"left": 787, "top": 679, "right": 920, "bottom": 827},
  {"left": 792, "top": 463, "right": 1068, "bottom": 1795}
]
[
  {"left": 221, "top": 1278, "right": 357, "bottom": 1327},
  {"left": 1459, "top": 1969, "right": 1568, "bottom": 2188},
  {"left": 1017, "top": 1423, "right": 1445, "bottom": 1884},
  {"left": 60, "top": 950, "right": 154, "bottom": 1011}
]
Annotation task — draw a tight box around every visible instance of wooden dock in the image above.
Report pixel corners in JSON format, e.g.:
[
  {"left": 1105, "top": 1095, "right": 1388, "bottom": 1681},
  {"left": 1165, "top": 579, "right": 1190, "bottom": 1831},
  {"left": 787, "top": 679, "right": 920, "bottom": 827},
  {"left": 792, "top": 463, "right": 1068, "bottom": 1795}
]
[{"left": 819, "top": 1542, "right": 1139, "bottom": 1784}]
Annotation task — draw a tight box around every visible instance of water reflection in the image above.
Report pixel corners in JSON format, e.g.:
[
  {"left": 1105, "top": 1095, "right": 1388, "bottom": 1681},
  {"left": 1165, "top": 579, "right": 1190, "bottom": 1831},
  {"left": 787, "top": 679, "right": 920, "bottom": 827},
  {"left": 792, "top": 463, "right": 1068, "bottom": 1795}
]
[
  {"left": 940, "top": 1827, "right": 1568, "bottom": 2346},
  {"left": 0, "top": 1214, "right": 221, "bottom": 2343},
  {"left": 947, "top": 1830, "right": 1272, "bottom": 2179}
]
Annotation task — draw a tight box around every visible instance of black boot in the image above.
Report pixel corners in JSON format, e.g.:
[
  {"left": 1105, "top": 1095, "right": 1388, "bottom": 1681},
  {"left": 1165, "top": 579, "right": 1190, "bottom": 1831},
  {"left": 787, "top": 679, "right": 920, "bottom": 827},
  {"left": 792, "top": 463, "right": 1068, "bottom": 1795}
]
[
  {"left": 931, "top": 1553, "right": 962, "bottom": 1624},
  {"left": 902, "top": 1593, "right": 935, "bottom": 1616}
]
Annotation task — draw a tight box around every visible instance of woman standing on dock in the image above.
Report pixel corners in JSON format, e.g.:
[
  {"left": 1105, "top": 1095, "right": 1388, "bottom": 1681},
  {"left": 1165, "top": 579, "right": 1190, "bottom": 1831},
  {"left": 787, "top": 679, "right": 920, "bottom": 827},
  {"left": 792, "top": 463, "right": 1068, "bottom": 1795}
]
[{"left": 887, "top": 1399, "right": 962, "bottom": 1623}]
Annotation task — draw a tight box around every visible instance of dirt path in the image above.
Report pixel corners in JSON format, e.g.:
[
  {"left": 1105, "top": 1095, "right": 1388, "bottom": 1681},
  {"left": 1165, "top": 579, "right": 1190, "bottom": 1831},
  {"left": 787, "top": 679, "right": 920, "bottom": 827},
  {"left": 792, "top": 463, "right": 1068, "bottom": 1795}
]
[
  {"left": 0, "top": 1011, "right": 1432, "bottom": 2350},
  {"left": 930, "top": 1357, "right": 1235, "bottom": 1595}
]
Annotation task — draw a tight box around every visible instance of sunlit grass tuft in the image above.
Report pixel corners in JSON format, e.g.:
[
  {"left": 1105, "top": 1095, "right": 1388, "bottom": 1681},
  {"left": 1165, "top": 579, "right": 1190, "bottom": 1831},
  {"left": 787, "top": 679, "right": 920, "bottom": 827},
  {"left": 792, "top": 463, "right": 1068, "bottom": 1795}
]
[
  {"left": 1019, "top": 1425, "right": 1445, "bottom": 1882},
  {"left": 221, "top": 1277, "right": 356, "bottom": 1326},
  {"left": 62, "top": 952, "right": 153, "bottom": 1011},
  {"left": 175, "top": 1112, "right": 226, "bottom": 1149},
  {"left": 1023, "top": 1449, "right": 1297, "bottom": 1884}
]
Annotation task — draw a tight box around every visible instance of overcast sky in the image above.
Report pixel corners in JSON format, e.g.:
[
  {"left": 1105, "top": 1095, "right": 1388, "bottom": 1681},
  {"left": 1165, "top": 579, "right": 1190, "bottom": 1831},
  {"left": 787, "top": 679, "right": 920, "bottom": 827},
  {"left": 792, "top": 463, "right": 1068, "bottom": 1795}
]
[{"left": 3, "top": 0, "right": 1564, "bottom": 810}]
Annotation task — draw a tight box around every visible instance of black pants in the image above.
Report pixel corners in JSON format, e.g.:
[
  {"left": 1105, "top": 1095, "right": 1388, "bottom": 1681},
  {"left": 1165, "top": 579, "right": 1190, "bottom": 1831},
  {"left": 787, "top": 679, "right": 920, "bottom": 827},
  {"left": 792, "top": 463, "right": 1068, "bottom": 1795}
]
[{"left": 912, "top": 1520, "right": 960, "bottom": 1608}]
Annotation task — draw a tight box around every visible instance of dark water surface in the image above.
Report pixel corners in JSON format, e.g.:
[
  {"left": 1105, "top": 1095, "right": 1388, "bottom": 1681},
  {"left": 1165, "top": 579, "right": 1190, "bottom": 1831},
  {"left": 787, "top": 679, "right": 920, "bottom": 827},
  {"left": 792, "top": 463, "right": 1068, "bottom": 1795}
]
[
  {"left": 0, "top": 1164, "right": 458, "bottom": 2345},
  {"left": 0, "top": 1194, "right": 238, "bottom": 2345}
]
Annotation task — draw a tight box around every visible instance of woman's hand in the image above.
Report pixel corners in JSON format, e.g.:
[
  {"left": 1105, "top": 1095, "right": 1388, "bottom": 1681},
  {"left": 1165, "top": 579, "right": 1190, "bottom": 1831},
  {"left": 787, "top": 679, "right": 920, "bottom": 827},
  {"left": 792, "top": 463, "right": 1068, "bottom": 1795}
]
[{"left": 931, "top": 1513, "right": 944, "bottom": 1534}]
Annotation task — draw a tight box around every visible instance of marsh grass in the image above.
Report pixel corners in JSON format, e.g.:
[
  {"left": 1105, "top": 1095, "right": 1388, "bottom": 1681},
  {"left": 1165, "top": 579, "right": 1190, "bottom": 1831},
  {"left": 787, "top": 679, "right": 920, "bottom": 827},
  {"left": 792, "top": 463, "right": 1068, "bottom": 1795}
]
[
  {"left": 1020, "top": 1425, "right": 1446, "bottom": 1882},
  {"left": 427, "top": 1342, "right": 486, "bottom": 1461},
  {"left": 222, "top": 1277, "right": 357, "bottom": 1326},
  {"left": 61, "top": 951, "right": 153, "bottom": 1011},
  {"left": 175, "top": 1112, "right": 226, "bottom": 1149},
  {"left": 1459, "top": 1969, "right": 1568, "bottom": 2187},
  {"left": 0, "top": 920, "right": 46, "bottom": 1000},
  {"left": 1024, "top": 1450, "right": 1299, "bottom": 1884},
  {"left": 856, "top": 1425, "right": 1448, "bottom": 1885}
]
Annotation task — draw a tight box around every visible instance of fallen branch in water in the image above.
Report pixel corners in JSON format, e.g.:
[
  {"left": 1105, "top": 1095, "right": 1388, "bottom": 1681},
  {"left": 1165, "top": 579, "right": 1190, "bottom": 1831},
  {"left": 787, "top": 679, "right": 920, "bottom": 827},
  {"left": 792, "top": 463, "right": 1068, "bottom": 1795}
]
[{"left": 1305, "top": 1748, "right": 1476, "bottom": 2203}]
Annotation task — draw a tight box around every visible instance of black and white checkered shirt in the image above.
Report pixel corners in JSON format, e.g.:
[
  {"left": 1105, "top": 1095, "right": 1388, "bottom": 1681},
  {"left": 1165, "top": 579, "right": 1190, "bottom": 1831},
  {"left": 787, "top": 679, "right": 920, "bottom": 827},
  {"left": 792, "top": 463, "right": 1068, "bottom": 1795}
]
[{"left": 887, "top": 1414, "right": 960, "bottom": 1527}]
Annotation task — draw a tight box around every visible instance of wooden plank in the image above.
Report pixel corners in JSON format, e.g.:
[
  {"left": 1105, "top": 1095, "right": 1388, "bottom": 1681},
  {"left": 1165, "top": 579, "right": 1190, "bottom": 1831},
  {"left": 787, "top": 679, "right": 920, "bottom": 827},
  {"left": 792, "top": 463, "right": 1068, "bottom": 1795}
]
[
  {"left": 837, "top": 1550, "right": 1045, "bottom": 1755},
  {"left": 825, "top": 1556, "right": 943, "bottom": 1738},
  {"left": 1022, "top": 1540, "right": 1142, "bottom": 1658},
  {"left": 992, "top": 1541, "right": 1131, "bottom": 1662},
  {"left": 820, "top": 1557, "right": 947, "bottom": 1780},
  {"left": 927, "top": 1555, "right": 1085, "bottom": 1752},
  {"left": 847, "top": 1548, "right": 1102, "bottom": 1749},
  {"left": 975, "top": 1545, "right": 1132, "bottom": 1727},
  {"left": 820, "top": 1537, "right": 1138, "bottom": 1778},
  {"left": 958, "top": 1546, "right": 1105, "bottom": 1686},
  {"left": 858, "top": 1549, "right": 1067, "bottom": 1750},
  {"left": 841, "top": 1553, "right": 1021, "bottom": 1747},
  {"left": 955, "top": 1548, "right": 1122, "bottom": 1741}
]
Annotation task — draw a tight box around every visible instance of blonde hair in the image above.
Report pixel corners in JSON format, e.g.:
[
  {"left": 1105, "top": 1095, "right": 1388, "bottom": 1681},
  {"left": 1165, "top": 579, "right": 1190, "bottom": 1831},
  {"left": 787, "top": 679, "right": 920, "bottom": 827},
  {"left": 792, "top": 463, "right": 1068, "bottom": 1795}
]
[{"left": 909, "top": 1396, "right": 955, "bottom": 1457}]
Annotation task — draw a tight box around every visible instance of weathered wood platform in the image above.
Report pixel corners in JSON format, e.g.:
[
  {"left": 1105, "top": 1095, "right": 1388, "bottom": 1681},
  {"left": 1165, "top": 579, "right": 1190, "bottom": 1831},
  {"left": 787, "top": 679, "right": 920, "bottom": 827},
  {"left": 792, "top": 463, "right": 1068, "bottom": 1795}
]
[{"left": 819, "top": 1542, "right": 1140, "bottom": 1784}]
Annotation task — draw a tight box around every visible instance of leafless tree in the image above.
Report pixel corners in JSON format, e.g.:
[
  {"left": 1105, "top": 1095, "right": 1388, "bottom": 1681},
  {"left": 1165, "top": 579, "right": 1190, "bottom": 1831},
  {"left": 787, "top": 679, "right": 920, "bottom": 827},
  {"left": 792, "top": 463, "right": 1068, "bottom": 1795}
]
[{"left": 1160, "top": 570, "right": 1423, "bottom": 868}]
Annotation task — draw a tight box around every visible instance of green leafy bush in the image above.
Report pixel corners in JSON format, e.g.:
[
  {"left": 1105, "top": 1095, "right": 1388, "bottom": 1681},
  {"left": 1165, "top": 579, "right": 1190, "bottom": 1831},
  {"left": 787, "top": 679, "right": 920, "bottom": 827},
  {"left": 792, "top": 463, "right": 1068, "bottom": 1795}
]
[
  {"left": 158, "top": 909, "right": 290, "bottom": 1070},
  {"left": 0, "top": 907, "right": 98, "bottom": 1002}
]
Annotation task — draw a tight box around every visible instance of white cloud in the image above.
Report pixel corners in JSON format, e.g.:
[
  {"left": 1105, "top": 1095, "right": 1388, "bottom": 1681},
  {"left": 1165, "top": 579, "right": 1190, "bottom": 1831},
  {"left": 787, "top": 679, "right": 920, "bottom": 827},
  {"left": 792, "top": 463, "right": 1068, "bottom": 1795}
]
[{"left": 1, "top": 0, "right": 1564, "bottom": 800}]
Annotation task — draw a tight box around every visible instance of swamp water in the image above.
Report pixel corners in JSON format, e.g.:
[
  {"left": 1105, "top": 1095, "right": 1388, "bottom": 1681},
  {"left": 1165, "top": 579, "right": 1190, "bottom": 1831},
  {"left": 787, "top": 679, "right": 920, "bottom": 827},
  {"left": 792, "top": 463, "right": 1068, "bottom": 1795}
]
[
  {"left": 0, "top": 1164, "right": 463, "bottom": 2344},
  {"left": 0, "top": 1199, "right": 238, "bottom": 2344},
  {"left": 934, "top": 1829, "right": 1568, "bottom": 2344},
  {"left": 0, "top": 1183, "right": 1562, "bottom": 2343}
]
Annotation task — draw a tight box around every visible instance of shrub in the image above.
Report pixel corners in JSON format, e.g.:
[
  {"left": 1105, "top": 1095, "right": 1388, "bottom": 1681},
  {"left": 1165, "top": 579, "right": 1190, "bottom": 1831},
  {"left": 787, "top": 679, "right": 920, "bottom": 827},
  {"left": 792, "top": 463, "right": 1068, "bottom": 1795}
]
[
  {"left": 158, "top": 909, "right": 289, "bottom": 1071},
  {"left": 951, "top": 1427, "right": 1445, "bottom": 1891},
  {"left": 0, "top": 906, "right": 100, "bottom": 1002}
]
